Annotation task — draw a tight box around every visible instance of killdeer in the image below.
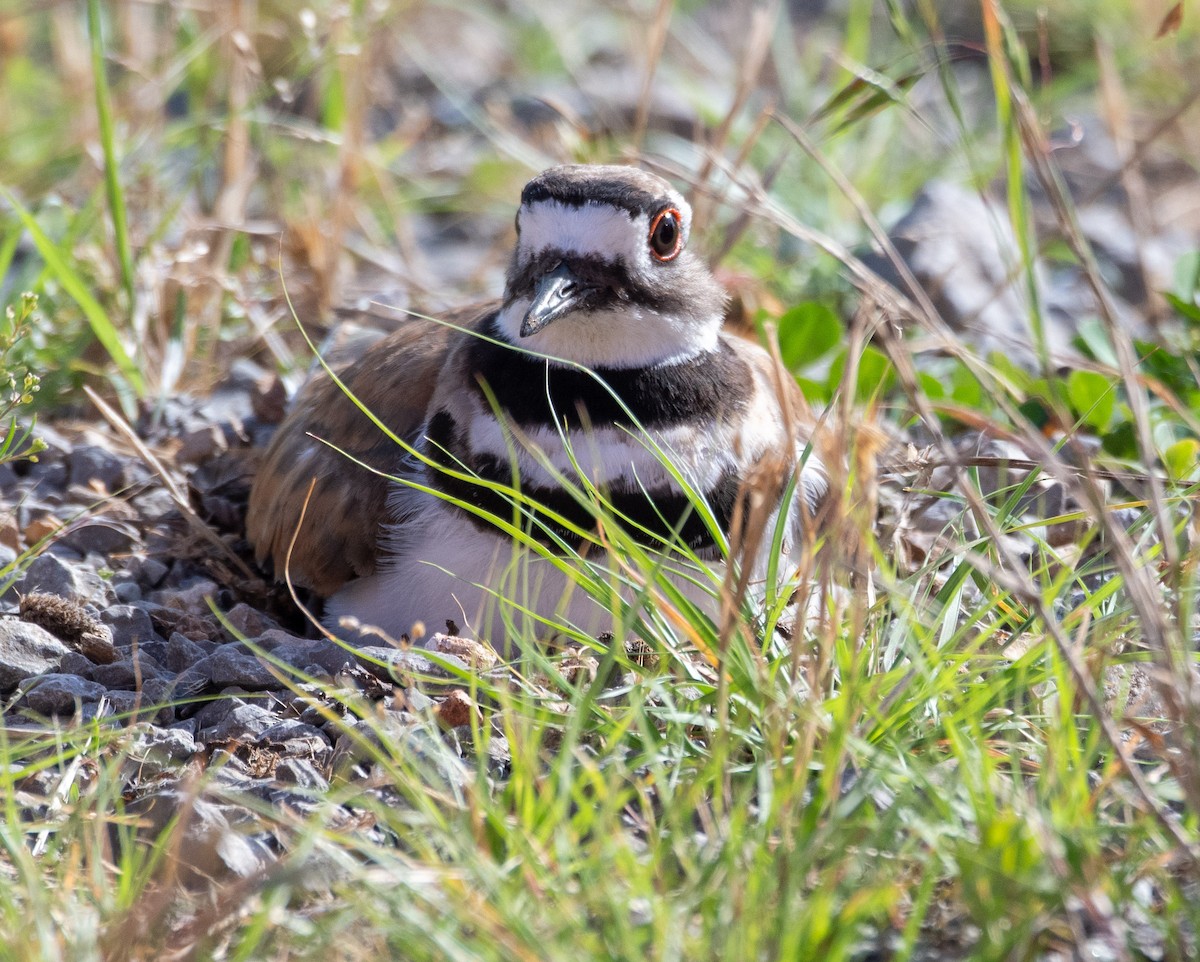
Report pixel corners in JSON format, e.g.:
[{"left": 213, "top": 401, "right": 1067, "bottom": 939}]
[{"left": 247, "top": 164, "right": 829, "bottom": 645}]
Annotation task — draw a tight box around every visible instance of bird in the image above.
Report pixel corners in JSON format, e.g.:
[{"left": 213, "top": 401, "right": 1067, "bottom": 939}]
[{"left": 247, "top": 164, "right": 829, "bottom": 647}]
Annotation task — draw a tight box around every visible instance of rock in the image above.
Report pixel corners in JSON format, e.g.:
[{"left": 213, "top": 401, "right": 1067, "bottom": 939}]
[
  {"left": 862, "top": 180, "right": 1075, "bottom": 364},
  {"left": 257, "top": 719, "right": 331, "bottom": 755},
  {"left": 0, "top": 510, "right": 20, "bottom": 553},
  {"left": 256, "top": 630, "right": 356, "bottom": 676},
  {"left": 331, "top": 719, "right": 469, "bottom": 791},
  {"left": 0, "top": 620, "right": 69, "bottom": 691},
  {"left": 101, "top": 604, "right": 159, "bottom": 651},
  {"left": 422, "top": 632, "right": 499, "bottom": 669},
  {"left": 171, "top": 662, "right": 214, "bottom": 700},
  {"left": 21, "top": 553, "right": 112, "bottom": 607},
  {"left": 193, "top": 697, "right": 284, "bottom": 744},
  {"left": 119, "top": 789, "right": 275, "bottom": 885},
  {"left": 90, "top": 655, "right": 165, "bottom": 689},
  {"left": 136, "top": 601, "right": 218, "bottom": 643},
  {"left": 273, "top": 757, "right": 330, "bottom": 791},
  {"left": 127, "top": 556, "right": 169, "bottom": 589},
  {"left": 176, "top": 425, "right": 228, "bottom": 464},
  {"left": 23, "top": 514, "right": 64, "bottom": 547},
  {"left": 434, "top": 688, "right": 477, "bottom": 728},
  {"left": 20, "top": 553, "right": 79, "bottom": 600},
  {"left": 206, "top": 644, "right": 282, "bottom": 690},
  {"left": 223, "top": 603, "right": 281, "bottom": 640},
  {"left": 157, "top": 631, "right": 210, "bottom": 674},
  {"left": 151, "top": 577, "right": 220, "bottom": 611},
  {"left": 57, "top": 651, "right": 94, "bottom": 677},
  {"left": 356, "top": 646, "right": 470, "bottom": 689},
  {"left": 16, "top": 673, "right": 107, "bottom": 715},
  {"left": 113, "top": 581, "right": 142, "bottom": 604},
  {"left": 124, "top": 725, "right": 198, "bottom": 776},
  {"left": 59, "top": 519, "right": 138, "bottom": 556},
  {"left": 68, "top": 445, "right": 128, "bottom": 492}
]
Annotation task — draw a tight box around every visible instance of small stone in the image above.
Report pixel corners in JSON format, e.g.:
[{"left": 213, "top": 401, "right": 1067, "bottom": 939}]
[
  {"left": 257, "top": 719, "right": 331, "bottom": 755},
  {"left": 423, "top": 632, "right": 499, "bottom": 670},
  {"left": 193, "top": 697, "right": 282, "bottom": 744},
  {"left": 104, "top": 690, "right": 144, "bottom": 716},
  {"left": 0, "top": 620, "right": 69, "bottom": 691},
  {"left": 119, "top": 790, "right": 275, "bottom": 885},
  {"left": 172, "top": 663, "right": 213, "bottom": 699},
  {"left": 162, "top": 632, "right": 210, "bottom": 673},
  {"left": 113, "top": 582, "right": 142, "bottom": 604},
  {"left": 59, "top": 519, "right": 138, "bottom": 556},
  {"left": 20, "top": 553, "right": 110, "bottom": 606},
  {"left": 206, "top": 644, "right": 282, "bottom": 690},
  {"left": 257, "top": 630, "right": 356, "bottom": 677},
  {"left": 68, "top": 445, "right": 128, "bottom": 492},
  {"left": 90, "top": 654, "right": 164, "bottom": 690},
  {"left": 252, "top": 374, "right": 288, "bottom": 424},
  {"left": 20, "top": 553, "right": 77, "bottom": 599},
  {"left": 331, "top": 720, "right": 468, "bottom": 790},
  {"left": 131, "top": 556, "right": 169, "bottom": 588},
  {"left": 434, "top": 689, "right": 477, "bottom": 728},
  {"left": 357, "top": 646, "right": 469, "bottom": 692},
  {"left": 137, "top": 602, "right": 217, "bottom": 643},
  {"left": 101, "top": 605, "right": 159, "bottom": 650},
  {"left": 58, "top": 651, "right": 94, "bottom": 677},
  {"left": 24, "top": 514, "right": 63, "bottom": 547},
  {"left": 24, "top": 456, "right": 68, "bottom": 493},
  {"left": 17, "top": 673, "right": 107, "bottom": 715},
  {"left": 153, "top": 577, "right": 220, "bottom": 612},
  {"left": 0, "top": 511, "right": 20, "bottom": 552},
  {"left": 223, "top": 603, "right": 281, "bottom": 641},
  {"left": 273, "top": 757, "right": 329, "bottom": 791},
  {"left": 123, "top": 725, "right": 198, "bottom": 776},
  {"left": 177, "top": 425, "right": 228, "bottom": 464}
]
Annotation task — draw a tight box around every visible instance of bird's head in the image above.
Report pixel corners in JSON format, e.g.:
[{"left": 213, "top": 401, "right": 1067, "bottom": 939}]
[{"left": 496, "top": 165, "right": 727, "bottom": 368}]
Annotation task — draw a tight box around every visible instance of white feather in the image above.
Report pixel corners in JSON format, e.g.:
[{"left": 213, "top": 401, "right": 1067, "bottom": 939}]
[{"left": 326, "top": 502, "right": 718, "bottom": 646}]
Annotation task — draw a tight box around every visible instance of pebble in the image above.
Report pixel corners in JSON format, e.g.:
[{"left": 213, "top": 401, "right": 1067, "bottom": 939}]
[
  {"left": 0, "top": 620, "right": 69, "bottom": 691},
  {"left": 16, "top": 673, "right": 108, "bottom": 715}
]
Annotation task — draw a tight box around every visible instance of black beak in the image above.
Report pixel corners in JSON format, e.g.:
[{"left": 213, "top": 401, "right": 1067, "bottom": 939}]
[{"left": 520, "top": 262, "right": 587, "bottom": 337}]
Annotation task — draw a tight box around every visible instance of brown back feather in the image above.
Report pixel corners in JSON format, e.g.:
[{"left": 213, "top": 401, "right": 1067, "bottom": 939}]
[{"left": 246, "top": 304, "right": 496, "bottom": 595}]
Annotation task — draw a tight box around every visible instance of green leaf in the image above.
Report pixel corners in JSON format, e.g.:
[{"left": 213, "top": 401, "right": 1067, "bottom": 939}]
[
  {"left": 918, "top": 371, "right": 945, "bottom": 400},
  {"left": 1066, "top": 370, "right": 1115, "bottom": 432},
  {"left": 1163, "top": 292, "right": 1200, "bottom": 325},
  {"left": 775, "top": 302, "right": 843, "bottom": 370},
  {"left": 949, "top": 363, "right": 984, "bottom": 408},
  {"left": 1163, "top": 438, "right": 1198, "bottom": 480},
  {"left": 794, "top": 375, "right": 830, "bottom": 405},
  {"left": 1073, "top": 317, "right": 1119, "bottom": 366},
  {"left": 828, "top": 345, "right": 894, "bottom": 403},
  {"left": 1172, "top": 250, "right": 1200, "bottom": 302}
]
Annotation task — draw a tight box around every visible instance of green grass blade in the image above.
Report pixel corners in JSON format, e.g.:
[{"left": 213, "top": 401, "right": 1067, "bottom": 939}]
[
  {"left": 87, "top": 0, "right": 137, "bottom": 311},
  {"left": 0, "top": 187, "right": 143, "bottom": 399}
]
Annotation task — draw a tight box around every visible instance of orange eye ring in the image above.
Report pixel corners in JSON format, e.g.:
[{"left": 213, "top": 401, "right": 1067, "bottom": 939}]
[{"left": 648, "top": 207, "right": 684, "bottom": 262}]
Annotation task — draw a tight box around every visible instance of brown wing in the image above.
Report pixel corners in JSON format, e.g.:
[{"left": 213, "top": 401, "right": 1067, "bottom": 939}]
[{"left": 246, "top": 302, "right": 498, "bottom": 595}]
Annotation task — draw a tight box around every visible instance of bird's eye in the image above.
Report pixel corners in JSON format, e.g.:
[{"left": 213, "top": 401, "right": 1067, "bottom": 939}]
[{"left": 648, "top": 207, "right": 683, "bottom": 262}]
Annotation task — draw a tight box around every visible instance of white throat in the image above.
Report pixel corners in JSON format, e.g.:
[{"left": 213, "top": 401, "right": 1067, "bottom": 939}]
[{"left": 494, "top": 299, "right": 721, "bottom": 369}]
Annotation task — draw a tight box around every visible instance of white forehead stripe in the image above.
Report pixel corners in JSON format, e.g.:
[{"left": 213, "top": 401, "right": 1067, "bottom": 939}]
[{"left": 517, "top": 199, "right": 689, "bottom": 266}]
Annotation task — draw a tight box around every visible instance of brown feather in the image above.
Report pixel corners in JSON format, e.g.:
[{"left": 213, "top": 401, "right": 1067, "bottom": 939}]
[{"left": 246, "top": 303, "right": 497, "bottom": 595}]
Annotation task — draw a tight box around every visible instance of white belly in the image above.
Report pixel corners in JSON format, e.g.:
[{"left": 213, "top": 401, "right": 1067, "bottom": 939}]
[{"left": 324, "top": 504, "right": 721, "bottom": 649}]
